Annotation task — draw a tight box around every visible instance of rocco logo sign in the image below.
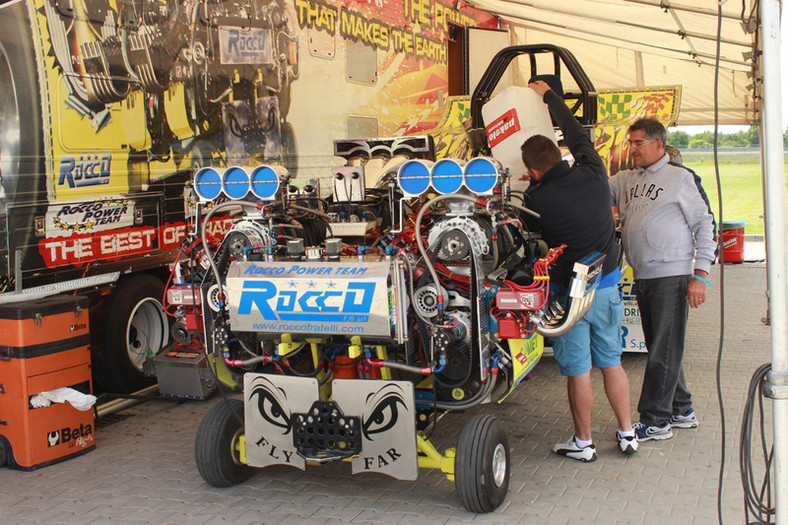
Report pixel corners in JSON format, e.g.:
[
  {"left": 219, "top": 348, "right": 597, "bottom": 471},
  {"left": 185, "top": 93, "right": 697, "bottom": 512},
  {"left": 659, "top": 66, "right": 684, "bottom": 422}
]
[
  {"left": 219, "top": 27, "right": 273, "bottom": 64},
  {"left": 57, "top": 154, "right": 112, "bottom": 188},
  {"left": 237, "top": 280, "right": 376, "bottom": 321},
  {"left": 486, "top": 109, "right": 521, "bottom": 148},
  {"left": 226, "top": 261, "right": 392, "bottom": 336},
  {"left": 45, "top": 199, "right": 133, "bottom": 236}
]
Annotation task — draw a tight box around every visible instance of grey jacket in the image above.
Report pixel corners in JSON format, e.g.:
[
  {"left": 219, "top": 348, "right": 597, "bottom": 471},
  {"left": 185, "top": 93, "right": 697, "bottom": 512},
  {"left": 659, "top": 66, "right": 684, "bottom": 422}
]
[{"left": 609, "top": 153, "right": 717, "bottom": 280}]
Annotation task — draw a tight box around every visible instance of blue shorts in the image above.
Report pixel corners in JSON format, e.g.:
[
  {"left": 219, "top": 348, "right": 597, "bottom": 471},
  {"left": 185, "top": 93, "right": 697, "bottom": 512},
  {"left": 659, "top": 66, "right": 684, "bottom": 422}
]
[{"left": 552, "top": 285, "right": 624, "bottom": 376}]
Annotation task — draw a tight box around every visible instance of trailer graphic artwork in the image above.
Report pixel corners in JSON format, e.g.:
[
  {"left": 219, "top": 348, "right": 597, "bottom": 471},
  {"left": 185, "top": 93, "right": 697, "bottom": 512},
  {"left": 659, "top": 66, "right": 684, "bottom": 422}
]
[
  {"left": 18, "top": 0, "right": 494, "bottom": 203},
  {"left": 296, "top": 0, "right": 478, "bottom": 60},
  {"left": 38, "top": 217, "right": 234, "bottom": 268},
  {"left": 4, "top": 0, "right": 495, "bottom": 280},
  {"left": 0, "top": 0, "right": 495, "bottom": 398},
  {"left": 594, "top": 87, "right": 681, "bottom": 175},
  {"left": 46, "top": 200, "right": 133, "bottom": 235},
  {"left": 29, "top": 0, "right": 301, "bottom": 200}
]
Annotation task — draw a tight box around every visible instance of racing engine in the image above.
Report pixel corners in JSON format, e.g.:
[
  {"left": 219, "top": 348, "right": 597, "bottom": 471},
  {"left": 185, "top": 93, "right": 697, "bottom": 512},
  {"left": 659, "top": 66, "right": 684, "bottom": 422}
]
[{"left": 163, "top": 136, "right": 604, "bottom": 409}]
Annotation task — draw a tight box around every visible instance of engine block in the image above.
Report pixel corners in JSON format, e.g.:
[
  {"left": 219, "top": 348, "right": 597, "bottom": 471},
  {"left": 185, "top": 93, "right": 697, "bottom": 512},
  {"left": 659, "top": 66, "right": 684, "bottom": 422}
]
[{"left": 159, "top": 137, "right": 604, "bottom": 411}]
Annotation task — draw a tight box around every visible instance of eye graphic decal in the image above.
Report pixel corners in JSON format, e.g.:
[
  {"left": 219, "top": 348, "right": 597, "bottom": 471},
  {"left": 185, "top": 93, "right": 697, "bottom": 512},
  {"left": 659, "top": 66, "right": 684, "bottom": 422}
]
[
  {"left": 362, "top": 384, "right": 407, "bottom": 440},
  {"left": 249, "top": 377, "right": 291, "bottom": 434}
]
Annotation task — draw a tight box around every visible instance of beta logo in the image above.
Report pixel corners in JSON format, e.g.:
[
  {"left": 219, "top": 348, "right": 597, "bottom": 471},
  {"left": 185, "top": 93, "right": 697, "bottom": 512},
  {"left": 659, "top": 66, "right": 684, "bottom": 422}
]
[
  {"left": 69, "top": 323, "right": 87, "bottom": 332},
  {"left": 47, "top": 423, "right": 93, "bottom": 448}
]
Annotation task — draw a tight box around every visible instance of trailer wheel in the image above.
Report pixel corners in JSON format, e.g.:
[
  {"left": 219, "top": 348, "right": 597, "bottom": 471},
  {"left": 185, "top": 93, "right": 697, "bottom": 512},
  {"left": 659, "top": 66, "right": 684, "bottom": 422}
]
[
  {"left": 0, "top": 2, "right": 44, "bottom": 271},
  {"left": 195, "top": 399, "right": 253, "bottom": 487},
  {"left": 455, "top": 414, "right": 510, "bottom": 513},
  {"left": 94, "top": 274, "right": 168, "bottom": 393}
]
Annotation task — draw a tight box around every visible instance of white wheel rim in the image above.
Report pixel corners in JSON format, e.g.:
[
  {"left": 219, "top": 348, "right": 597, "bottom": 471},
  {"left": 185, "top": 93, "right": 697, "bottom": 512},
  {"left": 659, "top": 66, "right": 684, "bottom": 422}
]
[
  {"left": 126, "top": 298, "right": 168, "bottom": 370},
  {"left": 492, "top": 443, "right": 507, "bottom": 487}
]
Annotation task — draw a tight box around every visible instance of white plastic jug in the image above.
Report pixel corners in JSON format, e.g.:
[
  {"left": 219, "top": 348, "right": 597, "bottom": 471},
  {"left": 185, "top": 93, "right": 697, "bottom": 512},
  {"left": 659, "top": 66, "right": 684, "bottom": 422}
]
[{"left": 481, "top": 86, "right": 556, "bottom": 191}]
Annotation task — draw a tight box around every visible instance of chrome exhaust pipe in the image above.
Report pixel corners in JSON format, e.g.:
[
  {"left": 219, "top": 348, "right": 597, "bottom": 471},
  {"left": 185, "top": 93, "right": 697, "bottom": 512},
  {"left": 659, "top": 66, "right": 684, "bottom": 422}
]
[{"left": 534, "top": 252, "right": 606, "bottom": 338}]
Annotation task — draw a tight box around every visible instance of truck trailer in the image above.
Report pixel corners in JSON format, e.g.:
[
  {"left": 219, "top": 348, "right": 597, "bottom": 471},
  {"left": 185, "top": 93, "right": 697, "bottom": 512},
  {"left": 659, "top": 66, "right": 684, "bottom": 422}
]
[
  {"left": 0, "top": 0, "right": 505, "bottom": 393},
  {"left": 0, "top": 0, "right": 680, "bottom": 395}
]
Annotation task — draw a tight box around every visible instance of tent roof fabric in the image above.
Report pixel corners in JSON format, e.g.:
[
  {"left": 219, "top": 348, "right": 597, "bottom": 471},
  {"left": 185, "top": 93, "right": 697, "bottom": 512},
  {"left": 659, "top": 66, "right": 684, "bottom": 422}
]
[{"left": 466, "top": 0, "right": 761, "bottom": 126}]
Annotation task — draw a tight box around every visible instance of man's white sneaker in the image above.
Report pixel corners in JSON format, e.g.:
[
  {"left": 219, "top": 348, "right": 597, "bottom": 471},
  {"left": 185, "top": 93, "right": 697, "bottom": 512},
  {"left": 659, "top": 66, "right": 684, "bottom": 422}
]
[
  {"left": 616, "top": 431, "right": 638, "bottom": 455},
  {"left": 552, "top": 435, "right": 597, "bottom": 462}
]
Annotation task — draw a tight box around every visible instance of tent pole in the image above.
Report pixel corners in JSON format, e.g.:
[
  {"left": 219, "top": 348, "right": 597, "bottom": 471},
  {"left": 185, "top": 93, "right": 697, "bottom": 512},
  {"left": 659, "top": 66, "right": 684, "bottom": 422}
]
[
  {"left": 624, "top": 0, "right": 742, "bottom": 20},
  {"left": 761, "top": 1, "right": 788, "bottom": 523}
]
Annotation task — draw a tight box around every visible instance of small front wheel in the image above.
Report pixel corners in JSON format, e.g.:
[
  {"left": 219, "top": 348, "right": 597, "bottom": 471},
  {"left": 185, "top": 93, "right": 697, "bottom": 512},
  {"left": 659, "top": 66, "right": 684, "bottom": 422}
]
[
  {"left": 455, "top": 414, "right": 510, "bottom": 513},
  {"left": 195, "top": 399, "right": 254, "bottom": 487}
]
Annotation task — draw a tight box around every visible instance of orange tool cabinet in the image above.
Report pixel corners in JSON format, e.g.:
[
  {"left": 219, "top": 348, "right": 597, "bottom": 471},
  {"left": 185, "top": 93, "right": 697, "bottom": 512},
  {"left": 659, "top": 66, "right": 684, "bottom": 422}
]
[{"left": 0, "top": 295, "right": 94, "bottom": 470}]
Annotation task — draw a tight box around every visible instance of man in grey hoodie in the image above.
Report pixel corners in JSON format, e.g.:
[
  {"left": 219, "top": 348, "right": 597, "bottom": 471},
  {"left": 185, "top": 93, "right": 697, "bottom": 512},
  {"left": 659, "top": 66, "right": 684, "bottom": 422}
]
[{"left": 609, "top": 118, "right": 717, "bottom": 441}]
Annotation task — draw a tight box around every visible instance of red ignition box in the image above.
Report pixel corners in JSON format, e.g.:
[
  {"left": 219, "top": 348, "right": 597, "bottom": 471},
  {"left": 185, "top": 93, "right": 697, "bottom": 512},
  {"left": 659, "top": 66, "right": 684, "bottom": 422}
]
[{"left": 0, "top": 295, "right": 94, "bottom": 470}]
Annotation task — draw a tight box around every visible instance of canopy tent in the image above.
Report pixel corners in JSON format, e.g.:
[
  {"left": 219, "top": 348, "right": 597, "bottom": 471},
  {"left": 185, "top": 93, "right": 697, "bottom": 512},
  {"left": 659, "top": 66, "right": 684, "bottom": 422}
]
[
  {"left": 464, "top": 1, "right": 788, "bottom": 521},
  {"left": 465, "top": 0, "right": 761, "bottom": 126}
]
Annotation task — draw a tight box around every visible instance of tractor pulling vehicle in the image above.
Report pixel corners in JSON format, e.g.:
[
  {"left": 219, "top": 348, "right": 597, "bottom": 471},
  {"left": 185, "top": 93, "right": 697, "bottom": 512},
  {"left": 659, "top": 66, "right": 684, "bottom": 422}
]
[
  {"left": 0, "top": 0, "right": 681, "bottom": 491},
  {"left": 164, "top": 129, "right": 605, "bottom": 510},
  {"left": 148, "top": 40, "right": 636, "bottom": 512}
]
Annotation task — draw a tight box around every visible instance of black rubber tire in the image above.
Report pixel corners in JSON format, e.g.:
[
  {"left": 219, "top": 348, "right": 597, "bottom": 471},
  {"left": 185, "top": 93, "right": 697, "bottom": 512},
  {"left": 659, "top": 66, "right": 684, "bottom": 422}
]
[
  {"left": 0, "top": 3, "right": 45, "bottom": 272},
  {"left": 455, "top": 414, "right": 510, "bottom": 513},
  {"left": 93, "top": 274, "right": 168, "bottom": 393},
  {"left": 195, "top": 399, "right": 254, "bottom": 487}
]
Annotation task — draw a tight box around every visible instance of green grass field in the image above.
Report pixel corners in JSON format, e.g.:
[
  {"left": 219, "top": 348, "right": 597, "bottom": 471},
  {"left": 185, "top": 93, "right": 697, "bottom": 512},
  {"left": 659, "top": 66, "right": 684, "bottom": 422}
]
[{"left": 679, "top": 150, "right": 788, "bottom": 235}]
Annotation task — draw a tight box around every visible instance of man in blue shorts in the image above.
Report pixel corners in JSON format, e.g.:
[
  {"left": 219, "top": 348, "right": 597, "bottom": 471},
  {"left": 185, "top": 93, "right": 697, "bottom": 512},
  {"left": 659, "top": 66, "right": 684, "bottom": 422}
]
[{"left": 520, "top": 79, "right": 636, "bottom": 462}]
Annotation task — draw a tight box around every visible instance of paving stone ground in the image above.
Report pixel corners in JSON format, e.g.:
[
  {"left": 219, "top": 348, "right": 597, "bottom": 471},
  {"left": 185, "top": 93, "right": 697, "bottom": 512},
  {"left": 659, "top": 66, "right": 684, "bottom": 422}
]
[{"left": 0, "top": 261, "right": 775, "bottom": 524}]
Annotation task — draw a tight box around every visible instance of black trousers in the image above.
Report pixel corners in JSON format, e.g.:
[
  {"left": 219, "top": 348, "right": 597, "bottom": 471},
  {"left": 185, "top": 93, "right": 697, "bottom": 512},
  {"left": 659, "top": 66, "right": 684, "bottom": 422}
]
[{"left": 635, "top": 275, "right": 693, "bottom": 426}]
